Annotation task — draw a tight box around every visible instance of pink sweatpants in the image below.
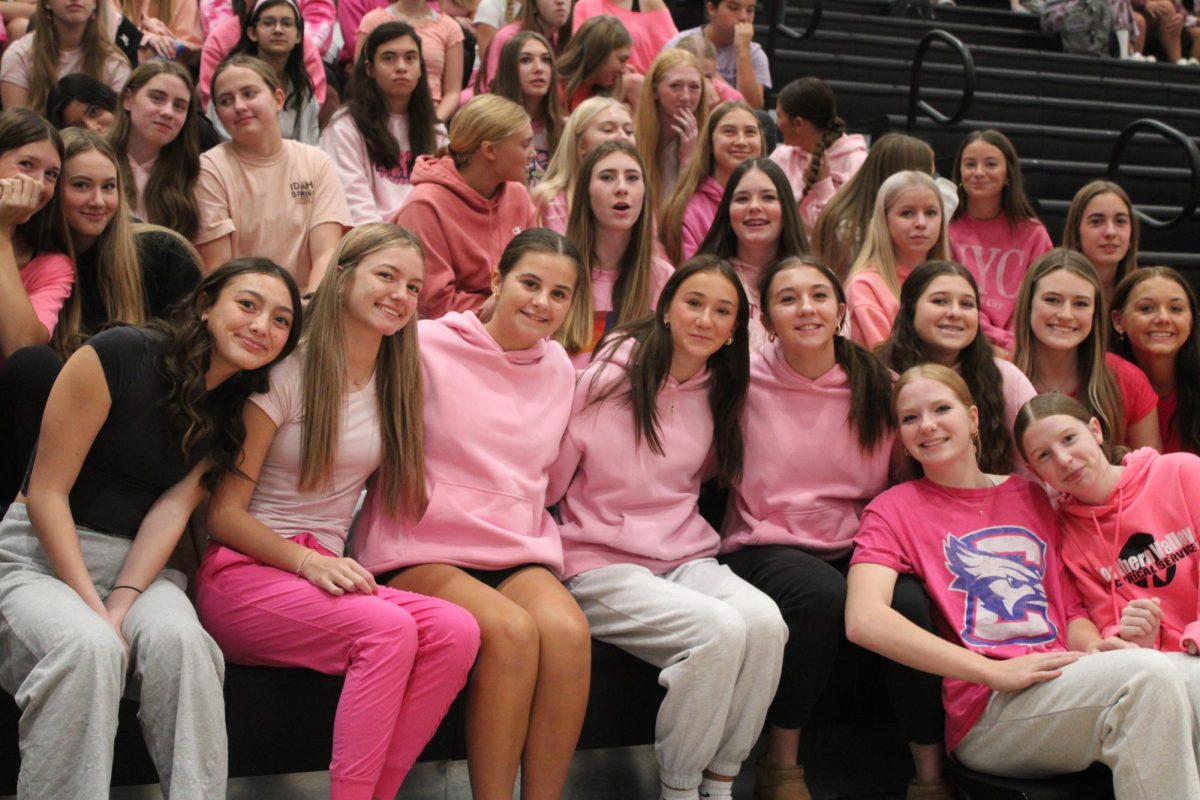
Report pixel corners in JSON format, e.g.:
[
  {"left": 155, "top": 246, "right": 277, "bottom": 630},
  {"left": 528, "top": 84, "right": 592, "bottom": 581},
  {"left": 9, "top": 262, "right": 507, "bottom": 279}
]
[{"left": 195, "top": 536, "right": 480, "bottom": 800}]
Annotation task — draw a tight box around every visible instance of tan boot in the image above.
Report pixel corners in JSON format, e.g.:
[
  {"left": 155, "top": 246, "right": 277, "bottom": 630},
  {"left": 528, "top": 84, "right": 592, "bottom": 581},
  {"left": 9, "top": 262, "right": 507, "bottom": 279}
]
[
  {"left": 754, "top": 762, "right": 812, "bottom": 800},
  {"left": 906, "top": 778, "right": 955, "bottom": 800}
]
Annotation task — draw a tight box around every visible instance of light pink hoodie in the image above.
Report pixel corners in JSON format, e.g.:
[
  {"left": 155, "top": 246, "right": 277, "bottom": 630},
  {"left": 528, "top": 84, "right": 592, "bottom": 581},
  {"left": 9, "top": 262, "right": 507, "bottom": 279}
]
[
  {"left": 548, "top": 339, "right": 720, "bottom": 579},
  {"left": 353, "top": 311, "right": 576, "bottom": 575},
  {"left": 1056, "top": 448, "right": 1200, "bottom": 652},
  {"left": 394, "top": 154, "right": 537, "bottom": 319},
  {"left": 770, "top": 133, "right": 868, "bottom": 232},
  {"left": 721, "top": 340, "right": 895, "bottom": 558},
  {"left": 679, "top": 176, "right": 725, "bottom": 261}
]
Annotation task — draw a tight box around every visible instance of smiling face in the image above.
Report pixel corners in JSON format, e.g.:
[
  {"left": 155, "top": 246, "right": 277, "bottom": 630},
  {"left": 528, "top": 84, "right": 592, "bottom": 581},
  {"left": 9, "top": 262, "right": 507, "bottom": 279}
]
[
  {"left": 1021, "top": 413, "right": 1112, "bottom": 500},
  {"left": 60, "top": 149, "right": 118, "bottom": 244},
  {"left": 213, "top": 66, "right": 284, "bottom": 144},
  {"left": 369, "top": 34, "right": 422, "bottom": 104},
  {"left": 764, "top": 264, "right": 843, "bottom": 359},
  {"left": 486, "top": 251, "right": 578, "bottom": 350},
  {"left": 912, "top": 274, "right": 978, "bottom": 366},
  {"left": 578, "top": 105, "right": 635, "bottom": 155},
  {"left": 1030, "top": 268, "right": 1096, "bottom": 353},
  {"left": 886, "top": 186, "right": 941, "bottom": 265},
  {"left": 0, "top": 140, "right": 61, "bottom": 223},
  {"left": 588, "top": 150, "right": 644, "bottom": 233},
  {"left": 204, "top": 271, "right": 296, "bottom": 382},
  {"left": 729, "top": 167, "right": 782, "bottom": 251},
  {"left": 124, "top": 73, "right": 190, "bottom": 152},
  {"left": 959, "top": 139, "right": 1007, "bottom": 207},
  {"left": 711, "top": 109, "right": 761, "bottom": 182},
  {"left": 517, "top": 38, "right": 553, "bottom": 100},
  {"left": 895, "top": 376, "right": 979, "bottom": 470},
  {"left": 1077, "top": 191, "right": 1131, "bottom": 276},
  {"left": 1113, "top": 275, "right": 1194, "bottom": 363},
  {"left": 342, "top": 245, "right": 424, "bottom": 339},
  {"left": 665, "top": 269, "right": 739, "bottom": 372},
  {"left": 655, "top": 65, "right": 703, "bottom": 122}
]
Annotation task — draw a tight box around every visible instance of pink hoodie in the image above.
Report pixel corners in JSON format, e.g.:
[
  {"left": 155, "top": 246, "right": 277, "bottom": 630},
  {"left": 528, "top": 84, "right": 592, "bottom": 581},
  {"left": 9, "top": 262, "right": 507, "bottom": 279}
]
[
  {"left": 846, "top": 263, "right": 911, "bottom": 349},
  {"left": 352, "top": 311, "right": 576, "bottom": 575},
  {"left": 770, "top": 133, "right": 868, "bottom": 233},
  {"left": 1056, "top": 448, "right": 1200, "bottom": 652},
  {"left": 721, "top": 340, "right": 895, "bottom": 558},
  {"left": 679, "top": 176, "right": 725, "bottom": 261},
  {"left": 548, "top": 340, "right": 720, "bottom": 579},
  {"left": 393, "top": 154, "right": 537, "bottom": 319}
]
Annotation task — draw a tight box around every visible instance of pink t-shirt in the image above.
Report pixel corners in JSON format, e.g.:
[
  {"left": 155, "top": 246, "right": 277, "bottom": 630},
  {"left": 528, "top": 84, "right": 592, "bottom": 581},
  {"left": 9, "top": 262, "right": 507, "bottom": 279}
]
[
  {"left": 571, "top": 256, "right": 672, "bottom": 367},
  {"left": 1073, "top": 353, "right": 1158, "bottom": 435},
  {"left": 356, "top": 8, "right": 464, "bottom": 105},
  {"left": 721, "top": 342, "right": 895, "bottom": 558},
  {"left": 246, "top": 351, "right": 381, "bottom": 556},
  {"left": 127, "top": 154, "right": 154, "bottom": 222},
  {"left": 195, "top": 139, "right": 351, "bottom": 289},
  {"left": 1159, "top": 390, "right": 1187, "bottom": 454},
  {"left": 570, "top": 0, "right": 677, "bottom": 74},
  {"left": 851, "top": 475, "right": 1086, "bottom": 751},
  {"left": 537, "top": 189, "right": 568, "bottom": 234},
  {"left": 5, "top": 252, "right": 75, "bottom": 367},
  {"left": 319, "top": 108, "right": 447, "bottom": 225},
  {"left": 949, "top": 214, "right": 1053, "bottom": 351},
  {"left": 0, "top": 35, "right": 130, "bottom": 97}
]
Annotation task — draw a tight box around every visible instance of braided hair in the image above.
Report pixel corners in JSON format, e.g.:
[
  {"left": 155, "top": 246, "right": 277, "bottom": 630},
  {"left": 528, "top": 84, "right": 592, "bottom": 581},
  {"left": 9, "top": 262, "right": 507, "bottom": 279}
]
[{"left": 777, "top": 77, "right": 844, "bottom": 200}]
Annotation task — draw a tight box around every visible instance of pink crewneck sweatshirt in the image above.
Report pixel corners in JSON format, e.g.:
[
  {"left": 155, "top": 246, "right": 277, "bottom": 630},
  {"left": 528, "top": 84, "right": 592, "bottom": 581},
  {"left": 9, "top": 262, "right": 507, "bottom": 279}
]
[
  {"left": 548, "top": 339, "right": 720, "bottom": 579},
  {"left": 720, "top": 339, "right": 895, "bottom": 558},
  {"left": 352, "top": 311, "right": 576, "bottom": 575},
  {"left": 679, "top": 175, "right": 725, "bottom": 261},
  {"left": 393, "top": 154, "right": 537, "bottom": 319},
  {"left": 1056, "top": 447, "right": 1200, "bottom": 652}
]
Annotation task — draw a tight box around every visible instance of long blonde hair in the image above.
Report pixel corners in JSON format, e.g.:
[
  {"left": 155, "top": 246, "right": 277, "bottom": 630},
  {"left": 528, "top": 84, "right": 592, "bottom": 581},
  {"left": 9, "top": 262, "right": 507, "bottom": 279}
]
[
  {"left": 531, "top": 96, "right": 628, "bottom": 220},
  {"left": 566, "top": 140, "right": 656, "bottom": 348},
  {"left": 56, "top": 128, "right": 144, "bottom": 356},
  {"left": 28, "top": 1, "right": 125, "bottom": 112},
  {"left": 633, "top": 49, "right": 709, "bottom": 209},
  {"left": 660, "top": 100, "right": 762, "bottom": 264},
  {"left": 301, "top": 223, "right": 427, "bottom": 519},
  {"left": 848, "top": 170, "right": 949, "bottom": 300}
]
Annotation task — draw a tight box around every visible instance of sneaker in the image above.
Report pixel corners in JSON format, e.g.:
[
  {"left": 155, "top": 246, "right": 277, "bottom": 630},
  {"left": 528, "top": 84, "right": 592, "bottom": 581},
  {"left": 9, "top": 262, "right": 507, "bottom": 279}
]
[
  {"left": 1128, "top": 52, "right": 1147, "bottom": 61},
  {"left": 755, "top": 763, "right": 812, "bottom": 800},
  {"left": 906, "top": 778, "right": 955, "bottom": 800},
  {"left": 1177, "top": 57, "right": 1192, "bottom": 66}
]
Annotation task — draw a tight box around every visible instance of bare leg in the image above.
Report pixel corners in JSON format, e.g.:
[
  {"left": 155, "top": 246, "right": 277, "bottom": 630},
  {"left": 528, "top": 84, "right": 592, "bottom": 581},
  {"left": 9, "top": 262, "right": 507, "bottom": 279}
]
[
  {"left": 763, "top": 726, "right": 802, "bottom": 769},
  {"left": 909, "top": 742, "right": 944, "bottom": 783}
]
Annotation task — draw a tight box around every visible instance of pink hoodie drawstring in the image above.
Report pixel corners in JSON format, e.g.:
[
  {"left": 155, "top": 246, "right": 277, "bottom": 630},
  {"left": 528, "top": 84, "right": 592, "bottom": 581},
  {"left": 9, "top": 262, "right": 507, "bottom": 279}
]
[{"left": 1094, "top": 485, "right": 1126, "bottom": 641}]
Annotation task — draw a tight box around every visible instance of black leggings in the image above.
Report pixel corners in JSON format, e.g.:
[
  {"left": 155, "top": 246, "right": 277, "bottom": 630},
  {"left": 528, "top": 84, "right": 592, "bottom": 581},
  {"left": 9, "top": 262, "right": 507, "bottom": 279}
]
[
  {"left": 721, "top": 544, "right": 944, "bottom": 744},
  {"left": 0, "top": 345, "right": 62, "bottom": 504}
]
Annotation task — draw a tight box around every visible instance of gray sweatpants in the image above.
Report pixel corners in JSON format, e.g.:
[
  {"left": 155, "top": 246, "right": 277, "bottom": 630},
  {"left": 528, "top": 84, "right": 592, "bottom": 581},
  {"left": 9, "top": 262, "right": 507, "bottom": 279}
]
[
  {"left": 566, "top": 558, "right": 787, "bottom": 790},
  {"left": 955, "top": 648, "right": 1200, "bottom": 799},
  {"left": 0, "top": 504, "right": 227, "bottom": 799}
]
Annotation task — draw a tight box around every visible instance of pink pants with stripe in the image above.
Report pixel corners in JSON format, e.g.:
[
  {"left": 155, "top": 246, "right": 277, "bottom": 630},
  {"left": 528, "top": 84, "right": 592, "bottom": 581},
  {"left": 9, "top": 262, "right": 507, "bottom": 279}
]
[{"left": 196, "top": 535, "right": 480, "bottom": 800}]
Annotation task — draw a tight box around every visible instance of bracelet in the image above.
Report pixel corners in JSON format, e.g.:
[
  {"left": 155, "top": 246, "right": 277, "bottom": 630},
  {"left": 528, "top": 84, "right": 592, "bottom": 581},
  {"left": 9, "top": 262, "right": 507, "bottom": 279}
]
[
  {"left": 296, "top": 549, "right": 316, "bottom": 577},
  {"left": 109, "top": 585, "right": 143, "bottom": 596}
]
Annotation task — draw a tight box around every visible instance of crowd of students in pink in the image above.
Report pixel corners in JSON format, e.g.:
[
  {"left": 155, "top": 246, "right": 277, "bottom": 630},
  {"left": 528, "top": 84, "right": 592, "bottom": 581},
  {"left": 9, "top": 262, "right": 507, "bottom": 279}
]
[{"left": 0, "top": 0, "right": 1199, "bottom": 798}]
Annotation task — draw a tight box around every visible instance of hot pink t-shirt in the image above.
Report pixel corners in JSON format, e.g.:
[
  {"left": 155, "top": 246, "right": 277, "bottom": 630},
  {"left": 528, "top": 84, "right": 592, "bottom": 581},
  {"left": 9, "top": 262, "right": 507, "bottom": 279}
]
[
  {"left": 195, "top": 140, "right": 351, "bottom": 289},
  {"left": 4, "top": 252, "right": 74, "bottom": 367},
  {"left": 356, "top": 8, "right": 464, "bottom": 105},
  {"left": 246, "top": 351, "right": 381, "bottom": 556},
  {"left": 852, "top": 475, "right": 1086, "bottom": 751},
  {"left": 1068, "top": 353, "right": 1157, "bottom": 437}
]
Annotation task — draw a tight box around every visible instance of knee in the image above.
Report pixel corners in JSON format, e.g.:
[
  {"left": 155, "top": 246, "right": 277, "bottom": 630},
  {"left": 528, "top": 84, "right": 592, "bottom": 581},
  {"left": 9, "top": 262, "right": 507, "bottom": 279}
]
[
  {"left": 741, "top": 597, "right": 788, "bottom": 654},
  {"left": 425, "top": 601, "right": 482, "bottom": 665},
  {"left": 59, "top": 623, "right": 126, "bottom": 686},
  {"left": 533, "top": 602, "right": 591, "bottom": 672},
  {"left": 699, "top": 603, "right": 749, "bottom": 656},
  {"left": 476, "top": 605, "right": 539, "bottom": 670},
  {"left": 135, "top": 615, "right": 221, "bottom": 672}
]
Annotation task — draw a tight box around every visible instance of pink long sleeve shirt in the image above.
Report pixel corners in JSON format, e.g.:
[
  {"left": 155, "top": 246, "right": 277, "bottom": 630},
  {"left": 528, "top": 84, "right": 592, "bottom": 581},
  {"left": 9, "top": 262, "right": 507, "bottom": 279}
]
[
  {"left": 720, "top": 340, "right": 895, "bottom": 558},
  {"left": 352, "top": 311, "right": 576, "bottom": 575},
  {"left": 549, "top": 340, "right": 720, "bottom": 579}
]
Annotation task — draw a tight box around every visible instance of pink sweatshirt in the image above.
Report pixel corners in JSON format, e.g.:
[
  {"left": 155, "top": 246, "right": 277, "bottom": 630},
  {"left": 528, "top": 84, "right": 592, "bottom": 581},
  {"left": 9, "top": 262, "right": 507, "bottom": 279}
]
[
  {"left": 570, "top": 0, "right": 677, "bottom": 74},
  {"left": 949, "top": 214, "right": 1052, "bottom": 352},
  {"left": 721, "top": 340, "right": 895, "bottom": 558},
  {"left": 1056, "top": 448, "right": 1200, "bottom": 652},
  {"left": 198, "top": 14, "right": 327, "bottom": 107},
  {"left": 352, "top": 311, "right": 576, "bottom": 575},
  {"left": 770, "top": 133, "right": 867, "bottom": 233},
  {"left": 548, "top": 340, "right": 720, "bottom": 579},
  {"left": 393, "top": 154, "right": 537, "bottom": 319},
  {"left": 846, "top": 263, "right": 911, "bottom": 350},
  {"left": 679, "top": 175, "right": 723, "bottom": 261}
]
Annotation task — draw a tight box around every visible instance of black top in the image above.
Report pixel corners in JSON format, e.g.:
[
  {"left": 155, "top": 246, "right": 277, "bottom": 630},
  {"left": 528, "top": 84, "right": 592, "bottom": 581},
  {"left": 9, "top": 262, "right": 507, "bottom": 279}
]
[
  {"left": 26, "top": 327, "right": 205, "bottom": 539},
  {"left": 77, "top": 230, "right": 201, "bottom": 335}
]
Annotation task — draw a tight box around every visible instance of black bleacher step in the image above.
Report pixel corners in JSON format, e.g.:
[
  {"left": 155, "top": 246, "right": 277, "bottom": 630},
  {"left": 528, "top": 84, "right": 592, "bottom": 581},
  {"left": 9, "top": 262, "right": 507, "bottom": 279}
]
[
  {"left": 932, "top": 5, "right": 1042, "bottom": 30},
  {"left": 774, "top": 50, "right": 1200, "bottom": 108},
  {"left": 805, "top": 9, "right": 1060, "bottom": 49},
  {"left": 1022, "top": 158, "right": 1195, "bottom": 203}
]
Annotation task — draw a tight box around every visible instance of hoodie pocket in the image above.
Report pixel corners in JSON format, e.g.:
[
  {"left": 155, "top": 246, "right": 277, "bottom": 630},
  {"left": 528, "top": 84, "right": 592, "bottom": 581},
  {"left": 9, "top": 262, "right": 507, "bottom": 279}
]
[
  {"left": 424, "top": 480, "right": 538, "bottom": 537},
  {"left": 755, "top": 504, "right": 859, "bottom": 547}
]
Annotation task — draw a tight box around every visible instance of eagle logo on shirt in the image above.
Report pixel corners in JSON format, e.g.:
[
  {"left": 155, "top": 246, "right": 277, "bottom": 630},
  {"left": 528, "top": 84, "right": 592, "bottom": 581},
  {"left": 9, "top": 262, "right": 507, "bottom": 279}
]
[{"left": 944, "top": 527, "right": 1057, "bottom": 647}]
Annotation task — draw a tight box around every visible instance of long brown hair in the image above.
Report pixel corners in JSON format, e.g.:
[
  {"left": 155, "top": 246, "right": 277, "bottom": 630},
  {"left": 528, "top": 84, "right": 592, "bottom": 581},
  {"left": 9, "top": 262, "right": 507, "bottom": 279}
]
[
  {"left": 1063, "top": 179, "right": 1140, "bottom": 290},
  {"left": 490, "top": 31, "right": 564, "bottom": 160},
  {"left": 300, "top": 224, "right": 427, "bottom": 519},
  {"left": 951, "top": 128, "right": 1037, "bottom": 229},
  {"left": 110, "top": 61, "right": 201, "bottom": 239},
  {"left": 27, "top": 0, "right": 125, "bottom": 112}
]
